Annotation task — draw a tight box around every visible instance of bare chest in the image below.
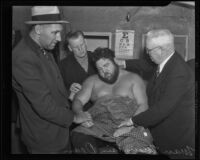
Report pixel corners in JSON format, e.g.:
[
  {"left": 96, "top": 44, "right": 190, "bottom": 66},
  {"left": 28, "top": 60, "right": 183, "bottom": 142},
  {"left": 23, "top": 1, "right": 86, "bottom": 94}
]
[{"left": 91, "top": 80, "right": 133, "bottom": 101}]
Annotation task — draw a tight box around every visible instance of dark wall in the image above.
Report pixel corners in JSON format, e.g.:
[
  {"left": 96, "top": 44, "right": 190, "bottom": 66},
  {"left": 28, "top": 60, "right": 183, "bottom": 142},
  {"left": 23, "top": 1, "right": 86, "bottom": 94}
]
[{"left": 12, "top": 4, "right": 195, "bottom": 60}]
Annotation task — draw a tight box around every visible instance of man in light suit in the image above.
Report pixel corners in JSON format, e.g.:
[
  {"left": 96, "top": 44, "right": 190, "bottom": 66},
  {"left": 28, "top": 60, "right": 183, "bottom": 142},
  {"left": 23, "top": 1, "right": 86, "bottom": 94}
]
[
  {"left": 12, "top": 6, "right": 91, "bottom": 154},
  {"left": 114, "top": 29, "right": 195, "bottom": 159}
]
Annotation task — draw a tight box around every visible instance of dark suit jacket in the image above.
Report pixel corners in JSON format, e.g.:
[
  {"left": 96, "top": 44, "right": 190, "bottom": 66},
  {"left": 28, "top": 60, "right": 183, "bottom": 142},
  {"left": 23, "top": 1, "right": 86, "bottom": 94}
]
[
  {"left": 58, "top": 52, "right": 97, "bottom": 111},
  {"left": 12, "top": 35, "right": 74, "bottom": 153},
  {"left": 59, "top": 51, "right": 97, "bottom": 90},
  {"left": 126, "top": 53, "right": 195, "bottom": 157}
]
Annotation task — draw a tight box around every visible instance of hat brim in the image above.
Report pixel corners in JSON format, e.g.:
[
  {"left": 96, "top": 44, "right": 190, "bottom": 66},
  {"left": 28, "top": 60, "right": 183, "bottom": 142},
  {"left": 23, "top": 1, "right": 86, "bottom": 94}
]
[{"left": 25, "top": 20, "right": 69, "bottom": 24}]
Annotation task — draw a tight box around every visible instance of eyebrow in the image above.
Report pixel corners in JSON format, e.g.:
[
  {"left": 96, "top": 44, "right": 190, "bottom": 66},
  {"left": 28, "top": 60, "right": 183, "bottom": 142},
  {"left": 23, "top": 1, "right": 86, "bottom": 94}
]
[
  {"left": 52, "top": 30, "right": 60, "bottom": 34},
  {"left": 103, "top": 63, "right": 109, "bottom": 67},
  {"left": 98, "top": 62, "right": 109, "bottom": 69}
]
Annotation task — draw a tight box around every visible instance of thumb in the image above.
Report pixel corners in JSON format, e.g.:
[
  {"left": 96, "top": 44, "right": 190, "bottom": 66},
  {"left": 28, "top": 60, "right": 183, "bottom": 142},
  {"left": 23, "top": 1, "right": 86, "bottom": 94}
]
[
  {"left": 113, "top": 130, "right": 121, "bottom": 137},
  {"left": 118, "top": 122, "right": 126, "bottom": 128}
]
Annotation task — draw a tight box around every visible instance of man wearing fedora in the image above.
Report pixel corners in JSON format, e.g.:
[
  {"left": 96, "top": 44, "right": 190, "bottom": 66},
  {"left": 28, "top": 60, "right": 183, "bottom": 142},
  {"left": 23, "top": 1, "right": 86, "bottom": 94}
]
[{"left": 12, "top": 6, "right": 92, "bottom": 154}]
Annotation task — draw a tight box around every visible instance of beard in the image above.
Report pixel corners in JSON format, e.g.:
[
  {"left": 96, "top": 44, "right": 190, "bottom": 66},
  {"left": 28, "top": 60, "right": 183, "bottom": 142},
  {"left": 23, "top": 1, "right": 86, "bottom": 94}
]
[{"left": 98, "top": 63, "right": 119, "bottom": 84}]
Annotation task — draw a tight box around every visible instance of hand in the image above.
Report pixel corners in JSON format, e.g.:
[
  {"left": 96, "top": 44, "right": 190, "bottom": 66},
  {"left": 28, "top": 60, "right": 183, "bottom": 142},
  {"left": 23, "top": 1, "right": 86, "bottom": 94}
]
[
  {"left": 73, "top": 111, "right": 92, "bottom": 124},
  {"left": 81, "top": 120, "right": 94, "bottom": 128},
  {"left": 114, "top": 58, "right": 126, "bottom": 68},
  {"left": 69, "top": 83, "right": 82, "bottom": 101},
  {"left": 118, "top": 118, "right": 133, "bottom": 128},
  {"left": 70, "top": 83, "right": 82, "bottom": 93},
  {"left": 113, "top": 126, "right": 134, "bottom": 137}
]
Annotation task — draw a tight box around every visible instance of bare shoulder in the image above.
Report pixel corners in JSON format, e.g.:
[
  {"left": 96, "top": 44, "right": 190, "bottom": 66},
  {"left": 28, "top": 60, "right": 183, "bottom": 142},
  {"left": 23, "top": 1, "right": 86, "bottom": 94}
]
[
  {"left": 121, "top": 69, "right": 147, "bottom": 86},
  {"left": 83, "top": 74, "right": 98, "bottom": 85},
  {"left": 122, "top": 69, "right": 143, "bottom": 80}
]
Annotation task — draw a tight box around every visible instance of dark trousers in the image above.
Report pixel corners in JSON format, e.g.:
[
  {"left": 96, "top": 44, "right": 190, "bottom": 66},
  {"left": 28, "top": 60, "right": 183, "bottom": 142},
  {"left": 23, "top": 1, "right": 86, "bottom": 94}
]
[{"left": 25, "top": 142, "right": 72, "bottom": 154}]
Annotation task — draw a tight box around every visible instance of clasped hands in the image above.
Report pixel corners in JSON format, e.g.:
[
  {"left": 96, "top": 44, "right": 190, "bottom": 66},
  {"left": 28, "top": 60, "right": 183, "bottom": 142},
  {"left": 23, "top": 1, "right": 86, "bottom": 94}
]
[
  {"left": 74, "top": 113, "right": 134, "bottom": 134},
  {"left": 113, "top": 118, "right": 134, "bottom": 137},
  {"left": 73, "top": 111, "right": 94, "bottom": 128},
  {"left": 69, "top": 83, "right": 82, "bottom": 101}
]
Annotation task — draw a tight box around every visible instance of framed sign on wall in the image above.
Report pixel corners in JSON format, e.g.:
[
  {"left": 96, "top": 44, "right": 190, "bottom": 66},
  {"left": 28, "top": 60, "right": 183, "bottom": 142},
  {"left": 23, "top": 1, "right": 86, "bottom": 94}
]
[{"left": 115, "top": 30, "right": 135, "bottom": 59}]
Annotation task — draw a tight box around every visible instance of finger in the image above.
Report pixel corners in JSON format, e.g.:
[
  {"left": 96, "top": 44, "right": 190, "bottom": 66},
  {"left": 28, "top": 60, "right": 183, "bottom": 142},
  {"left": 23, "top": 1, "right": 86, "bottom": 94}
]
[
  {"left": 87, "top": 113, "right": 92, "bottom": 119},
  {"left": 70, "top": 86, "right": 77, "bottom": 93},
  {"left": 81, "top": 114, "right": 89, "bottom": 121},
  {"left": 75, "top": 84, "right": 82, "bottom": 90},
  {"left": 82, "top": 121, "right": 92, "bottom": 128},
  {"left": 81, "top": 122, "right": 87, "bottom": 127},
  {"left": 85, "top": 112, "right": 92, "bottom": 119},
  {"left": 118, "top": 122, "right": 126, "bottom": 128},
  {"left": 70, "top": 87, "right": 74, "bottom": 92},
  {"left": 84, "top": 115, "right": 92, "bottom": 121},
  {"left": 70, "top": 83, "right": 76, "bottom": 89},
  {"left": 71, "top": 83, "right": 80, "bottom": 92},
  {"left": 73, "top": 83, "right": 82, "bottom": 89},
  {"left": 118, "top": 119, "right": 132, "bottom": 128},
  {"left": 72, "top": 87, "right": 80, "bottom": 92},
  {"left": 87, "top": 121, "right": 94, "bottom": 127},
  {"left": 113, "top": 131, "right": 121, "bottom": 137},
  {"left": 74, "top": 85, "right": 81, "bottom": 90},
  {"left": 74, "top": 89, "right": 80, "bottom": 93}
]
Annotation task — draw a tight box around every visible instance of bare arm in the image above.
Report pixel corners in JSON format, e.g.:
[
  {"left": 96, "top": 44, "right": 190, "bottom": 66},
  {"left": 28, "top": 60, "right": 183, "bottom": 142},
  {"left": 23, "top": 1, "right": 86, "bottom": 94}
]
[
  {"left": 72, "top": 76, "right": 95, "bottom": 114},
  {"left": 132, "top": 75, "right": 148, "bottom": 116}
]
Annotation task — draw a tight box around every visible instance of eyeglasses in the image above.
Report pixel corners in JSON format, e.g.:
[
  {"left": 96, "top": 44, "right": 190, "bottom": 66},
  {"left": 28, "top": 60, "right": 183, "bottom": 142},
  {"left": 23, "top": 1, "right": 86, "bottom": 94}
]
[{"left": 146, "top": 46, "right": 161, "bottom": 54}]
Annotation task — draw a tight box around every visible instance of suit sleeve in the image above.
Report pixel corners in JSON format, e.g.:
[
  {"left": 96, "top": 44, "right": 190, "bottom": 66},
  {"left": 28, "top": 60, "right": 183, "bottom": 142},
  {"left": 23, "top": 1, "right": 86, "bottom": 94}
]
[
  {"left": 12, "top": 55, "right": 74, "bottom": 127},
  {"left": 132, "top": 70, "right": 191, "bottom": 128},
  {"left": 58, "top": 60, "right": 70, "bottom": 90}
]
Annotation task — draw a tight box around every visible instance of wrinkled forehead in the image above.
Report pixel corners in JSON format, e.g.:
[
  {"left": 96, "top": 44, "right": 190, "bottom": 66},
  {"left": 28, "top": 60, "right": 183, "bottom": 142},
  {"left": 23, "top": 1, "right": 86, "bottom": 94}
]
[
  {"left": 68, "top": 35, "right": 85, "bottom": 46},
  {"left": 42, "top": 23, "right": 63, "bottom": 31},
  {"left": 146, "top": 35, "right": 172, "bottom": 48}
]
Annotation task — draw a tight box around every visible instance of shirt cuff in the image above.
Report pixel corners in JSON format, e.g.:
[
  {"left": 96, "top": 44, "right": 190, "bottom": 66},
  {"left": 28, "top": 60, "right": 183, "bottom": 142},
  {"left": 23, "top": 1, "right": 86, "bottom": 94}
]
[{"left": 131, "top": 117, "right": 138, "bottom": 127}]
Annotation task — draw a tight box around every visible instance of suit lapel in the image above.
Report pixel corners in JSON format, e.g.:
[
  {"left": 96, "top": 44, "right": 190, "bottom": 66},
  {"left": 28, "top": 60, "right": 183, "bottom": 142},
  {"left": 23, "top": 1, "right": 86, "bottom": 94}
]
[
  {"left": 48, "top": 53, "right": 69, "bottom": 99},
  {"left": 72, "top": 55, "right": 89, "bottom": 74},
  {"left": 147, "top": 53, "right": 178, "bottom": 94},
  {"left": 26, "top": 35, "right": 69, "bottom": 99},
  {"left": 150, "top": 71, "right": 167, "bottom": 93},
  {"left": 87, "top": 53, "right": 96, "bottom": 75}
]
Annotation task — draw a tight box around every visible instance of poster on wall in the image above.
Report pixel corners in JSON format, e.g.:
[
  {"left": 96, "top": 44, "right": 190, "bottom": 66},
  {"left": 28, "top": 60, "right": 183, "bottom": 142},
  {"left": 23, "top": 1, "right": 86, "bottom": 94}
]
[{"left": 115, "top": 30, "right": 135, "bottom": 59}]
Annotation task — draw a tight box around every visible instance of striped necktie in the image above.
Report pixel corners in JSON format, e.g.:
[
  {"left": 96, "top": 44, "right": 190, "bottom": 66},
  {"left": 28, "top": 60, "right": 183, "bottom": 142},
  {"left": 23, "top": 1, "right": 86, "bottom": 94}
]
[{"left": 156, "top": 66, "right": 160, "bottom": 77}]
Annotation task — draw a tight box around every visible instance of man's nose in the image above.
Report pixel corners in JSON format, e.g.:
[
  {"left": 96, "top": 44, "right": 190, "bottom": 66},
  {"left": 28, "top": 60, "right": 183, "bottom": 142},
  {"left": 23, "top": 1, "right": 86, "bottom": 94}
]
[
  {"left": 56, "top": 33, "right": 61, "bottom": 42},
  {"left": 102, "top": 68, "right": 108, "bottom": 73},
  {"left": 78, "top": 46, "right": 83, "bottom": 52}
]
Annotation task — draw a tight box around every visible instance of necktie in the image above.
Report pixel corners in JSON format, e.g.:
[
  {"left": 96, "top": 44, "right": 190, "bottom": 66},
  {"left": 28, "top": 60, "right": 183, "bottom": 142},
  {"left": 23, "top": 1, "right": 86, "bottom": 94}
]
[
  {"left": 156, "top": 66, "right": 160, "bottom": 77},
  {"left": 41, "top": 48, "right": 51, "bottom": 60}
]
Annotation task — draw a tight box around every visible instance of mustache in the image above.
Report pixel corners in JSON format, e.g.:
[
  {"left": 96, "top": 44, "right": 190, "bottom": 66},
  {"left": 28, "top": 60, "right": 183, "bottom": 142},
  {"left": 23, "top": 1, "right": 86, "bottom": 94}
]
[{"left": 98, "top": 65, "right": 119, "bottom": 84}]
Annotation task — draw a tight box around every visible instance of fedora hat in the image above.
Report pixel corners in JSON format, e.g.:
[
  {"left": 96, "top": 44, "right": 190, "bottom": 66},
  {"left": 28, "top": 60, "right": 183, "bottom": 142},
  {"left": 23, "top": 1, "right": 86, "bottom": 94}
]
[{"left": 25, "top": 6, "right": 69, "bottom": 24}]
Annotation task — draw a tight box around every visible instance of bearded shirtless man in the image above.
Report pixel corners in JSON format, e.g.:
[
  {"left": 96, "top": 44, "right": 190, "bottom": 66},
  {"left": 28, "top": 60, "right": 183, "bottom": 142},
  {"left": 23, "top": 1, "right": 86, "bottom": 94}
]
[{"left": 71, "top": 47, "right": 148, "bottom": 153}]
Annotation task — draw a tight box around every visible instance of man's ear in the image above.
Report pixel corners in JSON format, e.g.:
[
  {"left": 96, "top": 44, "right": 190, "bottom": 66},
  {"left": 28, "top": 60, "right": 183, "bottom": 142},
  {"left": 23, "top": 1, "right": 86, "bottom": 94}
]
[
  {"left": 68, "top": 45, "right": 72, "bottom": 52},
  {"left": 34, "top": 25, "right": 41, "bottom": 35}
]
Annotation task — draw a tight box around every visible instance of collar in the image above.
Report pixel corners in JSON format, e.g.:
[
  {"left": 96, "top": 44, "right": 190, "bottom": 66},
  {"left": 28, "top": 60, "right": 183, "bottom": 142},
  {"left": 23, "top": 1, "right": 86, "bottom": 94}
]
[
  {"left": 25, "top": 34, "right": 45, "bottom": 56},
  {"left": 74, "top": 53, "right": 88, "bottom": 62},
  {"left": 159, "top": 51, "right": 175, "bottom": 73}
]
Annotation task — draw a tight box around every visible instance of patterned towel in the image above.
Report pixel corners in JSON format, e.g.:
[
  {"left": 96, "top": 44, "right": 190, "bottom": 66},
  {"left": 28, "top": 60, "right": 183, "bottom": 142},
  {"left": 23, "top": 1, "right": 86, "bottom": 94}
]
[{"left": 72, "top": 96, "right": 157, "bottom": 154}]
